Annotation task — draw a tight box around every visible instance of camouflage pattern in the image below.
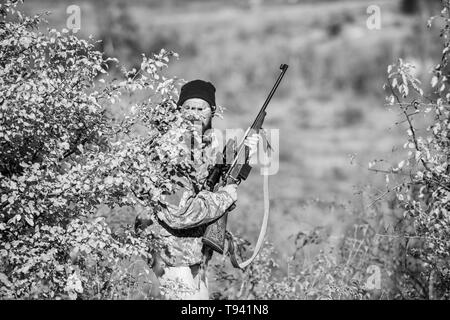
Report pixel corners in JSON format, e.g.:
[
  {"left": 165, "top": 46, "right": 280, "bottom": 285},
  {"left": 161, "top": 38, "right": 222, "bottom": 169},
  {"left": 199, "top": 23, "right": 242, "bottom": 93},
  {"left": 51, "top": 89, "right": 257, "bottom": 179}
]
[{"left": 138, "top": 131, "right": 235, "bottom": 267}]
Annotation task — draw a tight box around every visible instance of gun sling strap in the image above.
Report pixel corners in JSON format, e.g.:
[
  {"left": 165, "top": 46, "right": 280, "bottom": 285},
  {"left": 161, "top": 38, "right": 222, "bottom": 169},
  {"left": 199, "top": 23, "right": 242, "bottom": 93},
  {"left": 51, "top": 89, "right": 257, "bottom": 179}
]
[{"left": 226, "top": 173, "right": 270, "bottom": 269}]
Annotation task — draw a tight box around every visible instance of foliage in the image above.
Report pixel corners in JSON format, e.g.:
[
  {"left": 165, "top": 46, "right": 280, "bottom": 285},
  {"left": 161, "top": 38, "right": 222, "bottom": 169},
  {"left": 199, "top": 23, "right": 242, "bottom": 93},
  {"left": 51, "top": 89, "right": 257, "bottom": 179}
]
[
  {"left": 3, "top": 0, "right": 450, "bottom": 301},
  {"left": 0, "top": 0, "right": 202, "bottom": 299}
]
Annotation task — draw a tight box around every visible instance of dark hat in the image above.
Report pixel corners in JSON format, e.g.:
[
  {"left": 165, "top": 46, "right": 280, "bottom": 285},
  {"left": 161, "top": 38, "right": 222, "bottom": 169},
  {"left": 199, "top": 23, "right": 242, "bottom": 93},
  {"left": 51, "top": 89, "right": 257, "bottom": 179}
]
[{"left": 177, "top": 80, "right": 216, "bottom": 111}]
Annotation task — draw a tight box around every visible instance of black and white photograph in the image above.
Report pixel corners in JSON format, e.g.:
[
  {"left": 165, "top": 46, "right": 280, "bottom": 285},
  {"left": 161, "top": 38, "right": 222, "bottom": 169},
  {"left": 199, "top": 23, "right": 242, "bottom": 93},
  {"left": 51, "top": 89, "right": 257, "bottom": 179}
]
[{"left": 1, "top": 0, "right": 450, "bottom": 307}]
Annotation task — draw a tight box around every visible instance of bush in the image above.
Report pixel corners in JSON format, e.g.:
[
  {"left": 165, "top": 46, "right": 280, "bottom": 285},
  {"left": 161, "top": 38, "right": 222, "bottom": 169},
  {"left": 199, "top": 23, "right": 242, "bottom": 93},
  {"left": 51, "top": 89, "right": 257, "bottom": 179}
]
[
  {"left": 381, "top": 6, "right": 450, "bottom": 296},
  {"left": 0, "top": 0, "right": 200, "bottom": 299}
]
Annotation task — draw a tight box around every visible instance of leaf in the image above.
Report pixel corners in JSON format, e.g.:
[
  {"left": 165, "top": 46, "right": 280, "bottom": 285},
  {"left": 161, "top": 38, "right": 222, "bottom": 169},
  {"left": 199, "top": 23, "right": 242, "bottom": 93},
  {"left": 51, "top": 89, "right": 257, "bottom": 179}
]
[
  {"left": 403, "top": 84, "right": 409, "bottom": 97},
  {"left": 104, "top": 176, "right": 114, "bottom": 185},
  {"left": 7, "top": 196, "right": 15, "bottom": 204},
  {"left": 0, "top": 273, "right": 12, "bottom": 288},
  {"left": 392, "top": 78, "right": 398, "bottom": 88},
  {"left": 431, "top": 76, "right": 439, "bottom": 88},
  {"left": 24, "top": 215, "right": 34, "bottom": 227}
]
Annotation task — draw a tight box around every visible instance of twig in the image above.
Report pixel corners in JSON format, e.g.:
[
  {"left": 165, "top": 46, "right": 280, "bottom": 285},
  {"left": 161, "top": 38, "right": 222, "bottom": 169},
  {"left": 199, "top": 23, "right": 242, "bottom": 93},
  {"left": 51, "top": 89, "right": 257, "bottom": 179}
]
[
  {"left": 366, "top": 183, "right": 404, "bottom": 209},
  {"left": 368, "top": 167, "right": 411, "bottom": 177},
  {"left": 388, "top": 84, "right": 430, "bottom": 169}
]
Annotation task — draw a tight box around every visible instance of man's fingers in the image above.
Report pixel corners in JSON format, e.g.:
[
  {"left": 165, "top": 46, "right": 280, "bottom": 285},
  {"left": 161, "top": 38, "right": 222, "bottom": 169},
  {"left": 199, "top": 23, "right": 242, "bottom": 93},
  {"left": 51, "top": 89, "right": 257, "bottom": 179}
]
[
  {"left": 244, "top": 136, "right": 259, "bottom": 146},
  {"left": 246, "top": 136, "right": 259, "bottom": 142},
  {"left": 245, "top": 135, "right": 259, "bottom": 158}
]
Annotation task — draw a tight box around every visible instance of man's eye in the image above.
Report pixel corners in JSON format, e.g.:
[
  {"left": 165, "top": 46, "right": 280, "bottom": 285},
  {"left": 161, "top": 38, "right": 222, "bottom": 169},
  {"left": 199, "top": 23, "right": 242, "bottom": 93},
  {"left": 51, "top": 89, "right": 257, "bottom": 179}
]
[{"left": 184, "top": 104, "right": 208, "bottom": 112}]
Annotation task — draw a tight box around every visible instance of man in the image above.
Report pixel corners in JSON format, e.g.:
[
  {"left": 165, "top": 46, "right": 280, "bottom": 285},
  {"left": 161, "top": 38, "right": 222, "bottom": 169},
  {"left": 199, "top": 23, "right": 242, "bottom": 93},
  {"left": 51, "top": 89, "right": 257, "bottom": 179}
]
[{"left": 135, "top": 80, "right": 258, "bottom": 299}]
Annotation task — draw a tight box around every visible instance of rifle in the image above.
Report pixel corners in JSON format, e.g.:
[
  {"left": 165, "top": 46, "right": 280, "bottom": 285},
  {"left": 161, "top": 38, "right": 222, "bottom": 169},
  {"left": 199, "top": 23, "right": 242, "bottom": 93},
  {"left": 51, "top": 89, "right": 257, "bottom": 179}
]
[{"left": 202, "top": 64, "right": 289, "bottom": 268}]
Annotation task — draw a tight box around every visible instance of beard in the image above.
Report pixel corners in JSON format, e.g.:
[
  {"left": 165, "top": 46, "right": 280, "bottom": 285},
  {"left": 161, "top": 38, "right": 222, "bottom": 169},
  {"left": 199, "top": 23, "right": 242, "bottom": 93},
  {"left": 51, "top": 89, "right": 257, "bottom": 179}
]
[
  {"left": 189, "top": 115, "right": 212, "bottom": 135},
  {"left": 202, "top": 117, "right": 212, "bottom": 134},
  {"left": 186, "top": 116, "right": 213, "bottom": 154}
]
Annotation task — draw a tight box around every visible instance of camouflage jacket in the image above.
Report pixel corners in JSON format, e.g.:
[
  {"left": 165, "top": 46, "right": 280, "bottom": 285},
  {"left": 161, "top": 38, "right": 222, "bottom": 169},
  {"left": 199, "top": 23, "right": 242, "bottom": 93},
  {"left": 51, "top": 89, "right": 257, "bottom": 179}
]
[{"left": 142, "top": 131, "right": 235, "bottom": 267}]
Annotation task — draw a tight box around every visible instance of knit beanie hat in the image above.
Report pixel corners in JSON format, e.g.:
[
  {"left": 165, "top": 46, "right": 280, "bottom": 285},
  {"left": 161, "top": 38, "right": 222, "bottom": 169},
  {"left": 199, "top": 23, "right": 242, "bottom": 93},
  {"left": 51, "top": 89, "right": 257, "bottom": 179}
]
[{"left": 177, "top": 80, "right": 216, "bottom": 111}]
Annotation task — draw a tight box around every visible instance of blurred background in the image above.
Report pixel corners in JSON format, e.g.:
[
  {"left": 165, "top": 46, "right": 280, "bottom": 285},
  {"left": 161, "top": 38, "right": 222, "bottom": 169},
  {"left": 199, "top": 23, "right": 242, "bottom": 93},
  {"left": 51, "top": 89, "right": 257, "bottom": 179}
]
[{"left": 22, "top": 0, "right": 443, "bottom": 272}]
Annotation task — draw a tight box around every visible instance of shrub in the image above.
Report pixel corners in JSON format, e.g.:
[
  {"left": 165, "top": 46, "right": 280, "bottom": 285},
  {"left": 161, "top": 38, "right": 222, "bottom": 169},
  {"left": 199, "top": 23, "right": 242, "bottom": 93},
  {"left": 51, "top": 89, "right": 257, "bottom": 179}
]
[{"left": 0, "top": 0, "right": 200, "bottom": 299}]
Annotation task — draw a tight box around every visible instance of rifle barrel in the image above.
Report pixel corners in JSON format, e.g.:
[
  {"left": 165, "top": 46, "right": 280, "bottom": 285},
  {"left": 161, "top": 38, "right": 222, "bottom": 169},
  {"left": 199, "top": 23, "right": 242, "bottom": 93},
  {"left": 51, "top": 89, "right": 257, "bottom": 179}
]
[
  {"left": 250, "top": 64, "right": 289, "bottom": 130},
  {"left": 225, "top": 64, "right": 289, "bottom": 180}
]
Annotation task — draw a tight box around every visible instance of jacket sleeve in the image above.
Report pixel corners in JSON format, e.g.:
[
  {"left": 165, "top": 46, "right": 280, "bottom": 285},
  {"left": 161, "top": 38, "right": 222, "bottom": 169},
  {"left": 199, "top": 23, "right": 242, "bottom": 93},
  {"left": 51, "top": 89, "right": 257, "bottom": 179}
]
[{"left": 156, "top": 178, "right": 235, "bottom": 230}]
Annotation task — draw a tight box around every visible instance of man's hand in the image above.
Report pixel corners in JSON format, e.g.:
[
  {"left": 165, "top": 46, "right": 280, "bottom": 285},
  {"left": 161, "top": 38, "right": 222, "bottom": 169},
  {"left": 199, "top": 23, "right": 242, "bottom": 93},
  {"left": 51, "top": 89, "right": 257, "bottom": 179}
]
[
  {"left": 219, "top": 184, "right": 237, "bottom": 202},
  {"left": 244, "top": 133, "right": 260, "bottom": 161}
]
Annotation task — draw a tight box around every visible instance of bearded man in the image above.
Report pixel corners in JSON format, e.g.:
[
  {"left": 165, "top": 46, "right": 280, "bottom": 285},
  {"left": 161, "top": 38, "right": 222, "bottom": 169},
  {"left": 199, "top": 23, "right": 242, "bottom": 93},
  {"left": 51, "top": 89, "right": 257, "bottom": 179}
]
[{"left": 135, "top": 79, "right": 258, "bottom": 299}]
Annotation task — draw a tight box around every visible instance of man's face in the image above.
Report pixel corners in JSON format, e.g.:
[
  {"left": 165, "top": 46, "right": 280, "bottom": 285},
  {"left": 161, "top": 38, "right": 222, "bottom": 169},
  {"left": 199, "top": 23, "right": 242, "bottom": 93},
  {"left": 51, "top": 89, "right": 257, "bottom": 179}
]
[{"left": 182, "top": 98, "right": 213, "bottom": 133}]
